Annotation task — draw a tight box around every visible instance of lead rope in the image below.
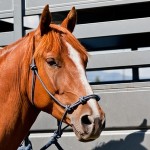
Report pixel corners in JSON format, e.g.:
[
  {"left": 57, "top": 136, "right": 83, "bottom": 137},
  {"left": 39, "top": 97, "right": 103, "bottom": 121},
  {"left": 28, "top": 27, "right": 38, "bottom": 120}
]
[
  {"left": 17, "top": 133, "right": 33, "bottom": 150},
  {"left": 40, "top": 107, "right": 69, "bottom": 150},
  {"left": 40, "top": 118, "right": 69, "bottom": 150}
]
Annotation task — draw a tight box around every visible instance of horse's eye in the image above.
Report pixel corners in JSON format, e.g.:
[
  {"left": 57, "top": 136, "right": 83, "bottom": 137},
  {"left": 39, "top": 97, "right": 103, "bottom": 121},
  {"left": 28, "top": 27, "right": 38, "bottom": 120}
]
[{"left": 47, "top": 58, "right": 57, "bottom": 67}]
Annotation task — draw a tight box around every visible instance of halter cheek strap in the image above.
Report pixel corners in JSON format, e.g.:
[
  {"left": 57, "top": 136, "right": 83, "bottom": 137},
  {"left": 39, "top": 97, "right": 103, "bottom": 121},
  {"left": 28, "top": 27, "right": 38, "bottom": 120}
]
[
  {"left": 30, "top": 59, "right": 37, "bottom": 106},
  {"left": 30, "top": 59, "right": 100, "bottom": 150}
]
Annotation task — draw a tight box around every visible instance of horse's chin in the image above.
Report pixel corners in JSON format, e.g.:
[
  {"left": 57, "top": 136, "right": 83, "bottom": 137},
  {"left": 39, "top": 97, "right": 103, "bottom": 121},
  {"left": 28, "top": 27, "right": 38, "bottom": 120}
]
[{"left": 71, "top": 124, "right": 102, "bottom": 142}]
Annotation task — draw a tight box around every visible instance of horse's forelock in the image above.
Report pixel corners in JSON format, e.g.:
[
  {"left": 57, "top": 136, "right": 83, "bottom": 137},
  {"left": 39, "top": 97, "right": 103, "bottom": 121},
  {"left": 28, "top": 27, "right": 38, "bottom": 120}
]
[
  {"left": 33, "top": 30, "right": 61, "bottom": 58},
  {"left": 33, "top": 24, "right": 88, "bottom": 61},
  {"left": 51, "top": 24, "right": 88, "bottom": 57}
]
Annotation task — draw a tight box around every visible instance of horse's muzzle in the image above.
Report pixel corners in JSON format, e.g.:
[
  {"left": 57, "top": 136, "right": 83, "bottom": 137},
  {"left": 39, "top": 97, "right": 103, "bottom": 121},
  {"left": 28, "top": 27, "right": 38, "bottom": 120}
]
[{"left": 72, "top": 114, "right": 105, "bottom": 142}]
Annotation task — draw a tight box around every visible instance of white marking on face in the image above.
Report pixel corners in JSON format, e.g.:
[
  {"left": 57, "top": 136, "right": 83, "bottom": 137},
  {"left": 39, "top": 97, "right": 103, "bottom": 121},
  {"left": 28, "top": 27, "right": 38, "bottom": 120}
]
[{"left": 66, "top": 42, "right": 100, "bottom": 117}]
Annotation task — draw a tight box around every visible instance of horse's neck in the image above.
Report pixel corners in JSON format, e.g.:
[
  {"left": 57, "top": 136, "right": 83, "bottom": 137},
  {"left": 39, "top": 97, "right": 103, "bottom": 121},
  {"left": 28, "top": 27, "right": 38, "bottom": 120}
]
[{"left": 0, "top": 35, "right": 40, "bottom": 149}]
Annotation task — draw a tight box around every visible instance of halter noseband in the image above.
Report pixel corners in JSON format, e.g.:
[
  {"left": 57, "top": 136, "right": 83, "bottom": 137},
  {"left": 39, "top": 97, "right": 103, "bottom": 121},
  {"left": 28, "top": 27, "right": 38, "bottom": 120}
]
[{"left": 30, "top": 59, "right": 100, "bottom": 150}]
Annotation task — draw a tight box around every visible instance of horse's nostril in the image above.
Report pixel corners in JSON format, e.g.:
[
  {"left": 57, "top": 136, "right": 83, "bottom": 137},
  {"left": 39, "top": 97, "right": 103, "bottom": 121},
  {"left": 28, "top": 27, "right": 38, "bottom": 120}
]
[{"left": 81, "top": 115, "right": 93, "bottom": 125}]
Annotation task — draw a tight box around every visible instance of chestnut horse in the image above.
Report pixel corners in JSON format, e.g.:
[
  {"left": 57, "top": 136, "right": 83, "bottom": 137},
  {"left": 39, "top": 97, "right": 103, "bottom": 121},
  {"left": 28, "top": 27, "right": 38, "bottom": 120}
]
[{"left": 0, "top": 5, "right": 105, "bottom": 149}]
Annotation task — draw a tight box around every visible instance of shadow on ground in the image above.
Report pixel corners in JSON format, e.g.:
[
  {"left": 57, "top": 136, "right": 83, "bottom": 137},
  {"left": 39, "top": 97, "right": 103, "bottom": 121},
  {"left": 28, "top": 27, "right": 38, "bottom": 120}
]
[{"left": 93, "top": 119, "right": 148, "bottom": 150}]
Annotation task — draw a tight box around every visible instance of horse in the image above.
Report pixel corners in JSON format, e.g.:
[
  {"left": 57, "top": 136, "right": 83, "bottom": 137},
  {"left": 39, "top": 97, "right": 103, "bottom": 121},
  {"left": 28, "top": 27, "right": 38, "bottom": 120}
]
[{"left": 0, "top": 5, "right": 105, "bottom": 149}]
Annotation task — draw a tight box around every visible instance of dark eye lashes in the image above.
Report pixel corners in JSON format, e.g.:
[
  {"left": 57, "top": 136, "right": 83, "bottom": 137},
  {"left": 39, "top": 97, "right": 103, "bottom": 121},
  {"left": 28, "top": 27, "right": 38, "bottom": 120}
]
[
  {"left": 49, "top": 60, "right": 57, "bottom": 66},
  {"left": 47, "top": 58, "right": 57, "bottom": 66}
]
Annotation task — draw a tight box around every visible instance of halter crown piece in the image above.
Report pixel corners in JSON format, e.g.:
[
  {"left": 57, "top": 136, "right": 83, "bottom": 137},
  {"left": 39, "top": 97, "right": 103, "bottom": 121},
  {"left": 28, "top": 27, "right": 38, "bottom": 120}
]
[{"left": 30, "top": 59, "right": 100, "bottom": 150}]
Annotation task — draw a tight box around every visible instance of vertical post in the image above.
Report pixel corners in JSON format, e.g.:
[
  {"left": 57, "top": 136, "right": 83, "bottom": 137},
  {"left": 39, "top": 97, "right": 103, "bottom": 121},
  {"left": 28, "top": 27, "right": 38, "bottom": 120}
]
[
  {"left": 132, "top": 47, "right": 139, "bottom": 81},
  {"left": 13, "top": 0, "right": 25, "bottom": 40}
]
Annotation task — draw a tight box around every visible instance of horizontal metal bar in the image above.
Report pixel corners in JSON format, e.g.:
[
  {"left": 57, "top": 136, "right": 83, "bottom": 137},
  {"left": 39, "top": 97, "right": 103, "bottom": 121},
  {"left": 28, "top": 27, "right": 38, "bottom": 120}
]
[
  {"left": 87, "top": 50, "right": 150, "bottom": 69},
  {"left": 29, "top": 129, "right": 150, "bottom": 137},
  {"left": 26, "top": 17, "right": 150, "bottom": 42},
  {"left": 1, "top": 0, "right": 150, "bottom": 18},
  {"left": 0, "top": 11, "right": 13, "bottom": 19},
  {"left": 74, "top": 17, "right": 150, "bottom": 38},
  {"left": 91, "top": 81, "right": 150, "bottom": 91},
  {"left": 0, "top": 31, "right": 14, "bottom": 46},
  {"left": 24, "top": 0, "right": 150, "bottom": 15}
]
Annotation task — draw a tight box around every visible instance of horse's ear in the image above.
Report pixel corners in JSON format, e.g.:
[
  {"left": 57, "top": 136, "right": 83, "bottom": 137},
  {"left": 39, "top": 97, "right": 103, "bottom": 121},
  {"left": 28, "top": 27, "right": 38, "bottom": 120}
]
[
  {"left": 61, "top": 7, "right": 77, "bottom": 33},
  {"left": 39, "top": 5, "right": 51, "bottom": 36}
]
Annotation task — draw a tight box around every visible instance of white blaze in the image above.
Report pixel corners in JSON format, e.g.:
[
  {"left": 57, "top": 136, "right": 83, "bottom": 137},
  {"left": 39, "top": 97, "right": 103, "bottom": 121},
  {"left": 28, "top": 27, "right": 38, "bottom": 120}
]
[{"left": 66, "top": 42, "right": 100, "bottom": 117}]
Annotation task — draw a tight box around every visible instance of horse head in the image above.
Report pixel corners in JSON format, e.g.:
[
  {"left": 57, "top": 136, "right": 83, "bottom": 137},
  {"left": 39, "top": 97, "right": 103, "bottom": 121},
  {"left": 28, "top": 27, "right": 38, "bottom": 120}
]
[{"left": 29, "top": 5, "right": 105, "bottom": 142}]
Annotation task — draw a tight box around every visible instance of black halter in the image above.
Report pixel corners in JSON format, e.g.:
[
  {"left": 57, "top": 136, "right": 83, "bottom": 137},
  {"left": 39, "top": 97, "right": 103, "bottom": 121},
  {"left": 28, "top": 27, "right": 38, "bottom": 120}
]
[{"left": 30, "top": 59, "right": 100, "bottom": 150}]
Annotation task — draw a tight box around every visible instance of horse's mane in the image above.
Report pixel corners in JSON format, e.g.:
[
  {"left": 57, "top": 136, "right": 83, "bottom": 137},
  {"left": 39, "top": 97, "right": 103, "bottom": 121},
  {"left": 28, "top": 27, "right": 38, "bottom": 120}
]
[{"left": 0, "top": 33, "right": 33, "bottom": 58}]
